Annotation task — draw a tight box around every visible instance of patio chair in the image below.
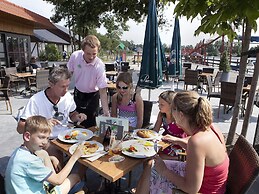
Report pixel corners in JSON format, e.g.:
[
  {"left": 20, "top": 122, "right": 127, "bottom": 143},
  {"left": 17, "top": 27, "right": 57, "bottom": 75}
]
[
  {"left": 184, "top": 69, "right": 199, "bottom": 91},
  {"left": 29, "top": 69, "right": 49, "bottom": 93},
  {"left": 218, "top": 82, "right": 247, "bottom": 118},
  {"left": 142, "top": 100, "right": 153, "bottom": 128},
  {"left": 4, "top": 67, "right": 25, "bottom": 92},
  {"left": 202, "top": 67, "right": 214, "bottom": 74},
  {"left": 206, "top": 75, "right": 220, "bottom": 100},
  {"left": 212, "top": 71, "right": 222, "bottom": 92},
  {"left": 226, "top": 135, "right": 259, "bottom": 193},
  {"left": 0, "top": 75, "right": 12, "bottom": 114},
  {"left": 105, "top": 63, "right": 115, "bottom": 71}
]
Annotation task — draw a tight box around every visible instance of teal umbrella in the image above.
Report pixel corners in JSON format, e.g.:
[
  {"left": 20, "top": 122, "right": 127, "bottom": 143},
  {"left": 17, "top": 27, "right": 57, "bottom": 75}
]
[
  {"left": 160, "top": 37, "right": 168, "bottom": 74},
  {"left": 168, "top": 18, "right": 182, "bottom": 76},
  {"left": 137, "top": 0, "right": 163, "bottom": 99}
]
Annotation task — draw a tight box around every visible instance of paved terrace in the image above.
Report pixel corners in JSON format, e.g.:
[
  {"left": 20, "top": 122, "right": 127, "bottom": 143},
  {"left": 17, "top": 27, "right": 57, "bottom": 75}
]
[{"left": 0, "top": 63, "right": 259, "bottom": 193}]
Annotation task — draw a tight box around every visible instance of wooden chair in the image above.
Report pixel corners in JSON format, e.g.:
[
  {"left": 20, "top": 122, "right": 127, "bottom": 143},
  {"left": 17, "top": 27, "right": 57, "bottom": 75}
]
[
  {"left": 0, "top": 75, "right": 12, "bottom": 114},
  {"left": 184, "top": 69, "right": 199, "bottom": 91},
  {"left": 226, "top": 135, "right": 259, "bottom": 193}
]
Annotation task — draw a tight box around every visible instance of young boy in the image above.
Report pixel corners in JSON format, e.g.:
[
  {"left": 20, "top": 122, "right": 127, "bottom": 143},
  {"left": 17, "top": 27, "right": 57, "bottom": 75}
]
[{"left": 5, "top": 115, "right": 84, "bottom": 194}]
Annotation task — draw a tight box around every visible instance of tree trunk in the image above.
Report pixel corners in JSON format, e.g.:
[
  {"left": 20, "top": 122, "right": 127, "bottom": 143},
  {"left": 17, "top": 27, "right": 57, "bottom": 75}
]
[
  {"left": 241, "top": 52, "right": 259, "bottom": 136},
  {"left": 226, "top": 20, "right": 251, "bottom": 145}
]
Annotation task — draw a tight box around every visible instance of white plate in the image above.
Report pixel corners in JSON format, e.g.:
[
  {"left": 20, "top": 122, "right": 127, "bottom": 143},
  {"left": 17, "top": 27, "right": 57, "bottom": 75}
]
[
  {"left": 58, "top": 128, "right": 94, "bottom": 143},
  {"left": 121, "top": 139, "right": 156, "bottom": 158},
  {"left": 69, "top": 141, "right": 104, "bottom": 158},
  {"left": 133, "top": 129, "right": 159, "bottom": 140}
]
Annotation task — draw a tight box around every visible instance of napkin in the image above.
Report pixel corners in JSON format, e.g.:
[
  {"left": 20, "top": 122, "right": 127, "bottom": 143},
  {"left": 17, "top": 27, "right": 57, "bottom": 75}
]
[{"left": 86, "top": 151, "right": 107, "bottom": 162}]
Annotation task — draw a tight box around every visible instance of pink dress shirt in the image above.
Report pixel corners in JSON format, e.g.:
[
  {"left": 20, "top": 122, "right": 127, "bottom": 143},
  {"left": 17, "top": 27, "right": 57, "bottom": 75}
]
[{"left": 67, "top": 50, "right": 108, "bottom": 93}]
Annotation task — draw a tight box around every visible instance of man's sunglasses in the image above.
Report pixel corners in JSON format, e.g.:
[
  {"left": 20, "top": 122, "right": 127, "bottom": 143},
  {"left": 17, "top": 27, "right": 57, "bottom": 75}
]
[
  {"left": 117, "top": 86, "right": 128, "bottom": 90},
  {"left": 53, "top": 105, "right": 59, "bottom": 117}
]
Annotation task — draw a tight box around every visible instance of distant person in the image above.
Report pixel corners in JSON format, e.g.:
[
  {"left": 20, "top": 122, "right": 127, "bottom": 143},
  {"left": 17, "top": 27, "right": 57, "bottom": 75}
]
[
  {"left": 135, "top": 91, "right": 229, "bottom": 194},
  {"left": 67, "top": 35, "right": 109, "bottom": 128},
  {"left": 5, "top": 115, "right": 85, "bottom": 194},
  {"left": 62, "top": 50, "right": 67, "bottom": 61},
  {"left": 30, "top": 56, "right": 39, "bottom": 69},
  {"left": 111, "top": 72, "right": 143, "bottom": 128}
]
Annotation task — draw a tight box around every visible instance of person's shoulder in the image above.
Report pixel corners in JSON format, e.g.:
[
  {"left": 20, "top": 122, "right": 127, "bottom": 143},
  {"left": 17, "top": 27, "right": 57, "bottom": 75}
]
[{"left": 71, "top": 50, "right": 83, "bottom": 57}]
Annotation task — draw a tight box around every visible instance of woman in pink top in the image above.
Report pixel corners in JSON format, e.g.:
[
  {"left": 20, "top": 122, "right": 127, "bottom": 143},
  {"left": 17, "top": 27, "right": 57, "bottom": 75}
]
[
  {"left": 135, "top": 91, "right": 229, "bottom": 194},
  {"left": 111, "top": 72, "right": 143, "bottom": 128}
]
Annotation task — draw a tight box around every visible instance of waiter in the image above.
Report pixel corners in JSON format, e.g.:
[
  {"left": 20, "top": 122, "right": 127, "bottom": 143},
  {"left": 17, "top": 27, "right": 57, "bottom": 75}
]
[{"left": 67, "top": 35, "right": 110, "bottom": 128}]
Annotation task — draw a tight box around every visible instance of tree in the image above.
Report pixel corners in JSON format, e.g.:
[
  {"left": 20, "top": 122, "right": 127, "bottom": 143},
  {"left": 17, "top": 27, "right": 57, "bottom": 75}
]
[
  {"left": 43, "top": 0, "right": 168, "bottom": 37},
  {"left": 169, "top": 0, "right": 259, "bottom": 144}
]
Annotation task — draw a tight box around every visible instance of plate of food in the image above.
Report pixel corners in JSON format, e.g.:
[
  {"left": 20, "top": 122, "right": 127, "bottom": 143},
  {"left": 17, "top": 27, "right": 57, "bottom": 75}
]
[
  {"left": 133, "top": 129, "right": 159, "bottom": 140},
  {"left": 121, "top": 139, "right": 156, "bottom": 158},
  {"left": 69, "top": 141, "right": 104, "bottom": 158},
  {"left": 58, "top": 128, "right": 94, "bottom": 143}
]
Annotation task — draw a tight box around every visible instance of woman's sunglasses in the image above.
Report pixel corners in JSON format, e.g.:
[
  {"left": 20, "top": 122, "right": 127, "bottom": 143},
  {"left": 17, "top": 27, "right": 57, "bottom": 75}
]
[{"left": 117, "top": 86, "right": 128, "bottom": 90}]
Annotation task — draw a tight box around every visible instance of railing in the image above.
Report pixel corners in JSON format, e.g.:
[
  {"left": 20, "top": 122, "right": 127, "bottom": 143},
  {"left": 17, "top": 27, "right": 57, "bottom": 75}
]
[{"left": 185, "top": 56, "right": 255, "bottom": 74}]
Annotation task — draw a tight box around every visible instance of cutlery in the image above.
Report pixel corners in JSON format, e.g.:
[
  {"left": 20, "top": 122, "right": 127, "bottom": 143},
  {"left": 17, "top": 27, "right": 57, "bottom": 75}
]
[{"left": 154, "top": 140, "right": 158, "bottom": 154}]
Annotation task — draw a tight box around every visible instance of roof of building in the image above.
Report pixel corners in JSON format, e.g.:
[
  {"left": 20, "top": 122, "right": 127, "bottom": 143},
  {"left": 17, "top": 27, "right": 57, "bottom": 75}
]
[
  {"left": 32, "top": 29, "right": 70, "bottom": 44},
  {"left": 0, "top": 0, "right": 55, "bottom": 29}
]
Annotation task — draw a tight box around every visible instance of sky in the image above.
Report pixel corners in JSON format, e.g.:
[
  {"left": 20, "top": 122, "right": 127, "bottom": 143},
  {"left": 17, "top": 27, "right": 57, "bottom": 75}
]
[{"left": 7, "top": 0, "right": 259, "bottom": 46}]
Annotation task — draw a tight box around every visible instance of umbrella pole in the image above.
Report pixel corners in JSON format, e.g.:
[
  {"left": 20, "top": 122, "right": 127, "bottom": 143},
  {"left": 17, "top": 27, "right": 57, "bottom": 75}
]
[{"left": 148, "top": 89, "right": 151, "bottom": 101}]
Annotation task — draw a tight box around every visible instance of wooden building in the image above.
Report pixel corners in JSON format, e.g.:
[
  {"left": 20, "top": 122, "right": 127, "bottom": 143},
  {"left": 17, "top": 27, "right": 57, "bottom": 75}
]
[{"left": 0, "top": 0, "right": 56, "bottom": 71}]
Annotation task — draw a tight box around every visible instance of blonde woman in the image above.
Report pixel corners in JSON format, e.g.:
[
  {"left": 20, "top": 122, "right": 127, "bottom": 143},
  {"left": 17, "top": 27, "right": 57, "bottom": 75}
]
[{"left": 135, "top": 91, "right": 229, "bottom": 194}]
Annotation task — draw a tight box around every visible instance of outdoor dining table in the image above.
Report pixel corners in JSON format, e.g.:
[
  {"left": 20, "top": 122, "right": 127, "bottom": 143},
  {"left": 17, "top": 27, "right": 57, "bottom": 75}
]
[
  {"left": 10, "top": 72, "right": 36, "bottom": 95},
  {"left": 50, "top": 126, "right": 147, "bottom": 183}
]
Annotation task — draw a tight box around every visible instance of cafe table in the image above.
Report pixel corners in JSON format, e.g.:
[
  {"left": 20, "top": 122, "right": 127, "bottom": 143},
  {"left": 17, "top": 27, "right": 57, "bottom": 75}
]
[
  {"left": 50, "top": 126, "right": 147, "bottom": 183},
  {"left": 10, "top": 72, "right": 36, "bottom": 95}
]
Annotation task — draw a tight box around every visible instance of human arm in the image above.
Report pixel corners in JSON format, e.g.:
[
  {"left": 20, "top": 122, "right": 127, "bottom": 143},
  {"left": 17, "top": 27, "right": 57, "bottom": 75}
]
[
  {"left": 99, "top": 88, "right": 110, "bottom": 116},
  {"left": 69, "top": 111, "right": 87, "bottom": 124},
  {"left": 162, "top": 134, "right": 190, "bottom": 150},
  {"left": 111, "top": 93, "right": 118, "bottom": 117},
  {"left": 155, "top": 137, "right": 205, "bottom": 193},
  {"left": 135, "top": 93, "right": 143, "bottom": 129},
  {"left": 46, "top": 143, "right": 84, "bottom": 185},
  {"left": 152, "top": 112, "right": 163, "bottom": 132}
]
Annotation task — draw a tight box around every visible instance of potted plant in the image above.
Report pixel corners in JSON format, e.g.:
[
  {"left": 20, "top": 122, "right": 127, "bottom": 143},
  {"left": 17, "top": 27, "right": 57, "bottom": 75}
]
[{"left": 219, "top": 51, "right": 231, "bottom": 82}]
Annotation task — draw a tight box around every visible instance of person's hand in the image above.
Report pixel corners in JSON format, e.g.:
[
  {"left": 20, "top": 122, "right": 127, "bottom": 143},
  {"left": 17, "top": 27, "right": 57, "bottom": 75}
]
[
  {"left": 72, "top": 143, "right": 84, "bottom": 160},
  {"left": 48, "top": 118, "right": 61, "bottom": 126},
  {"left": 76, "top": 113, "right": 87, "bottom": 123},
  {"left": 154, "top": 155, "right": 167, "bottom": 177},
  {"left": 161, "top": 134, "right": 179, "bottom": 144}
]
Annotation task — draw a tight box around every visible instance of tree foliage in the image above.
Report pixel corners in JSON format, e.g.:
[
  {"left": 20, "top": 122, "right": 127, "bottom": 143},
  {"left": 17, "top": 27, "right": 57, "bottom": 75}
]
[{"left": 43, "top": 0, "right": 168, "bottom": 38}]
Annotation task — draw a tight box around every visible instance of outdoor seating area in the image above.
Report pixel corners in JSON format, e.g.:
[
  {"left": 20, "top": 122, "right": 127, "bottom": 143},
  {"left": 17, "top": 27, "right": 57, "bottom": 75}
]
[{"left": 1, "top": 62, "right": 259, "bottom": 194}]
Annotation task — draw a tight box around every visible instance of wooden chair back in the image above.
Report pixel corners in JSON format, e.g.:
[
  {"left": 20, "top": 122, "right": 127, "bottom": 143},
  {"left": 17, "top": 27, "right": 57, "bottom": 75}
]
[
  {"left": 213, "top": 71, "right": 222, "bottom": 91},
  {"left": 226, "top": 135, "right": 259, "bottom": 193}
]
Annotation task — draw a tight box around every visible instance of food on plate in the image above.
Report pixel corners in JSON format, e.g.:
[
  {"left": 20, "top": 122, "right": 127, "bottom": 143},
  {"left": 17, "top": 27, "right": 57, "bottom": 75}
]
[
  {"left": 64, "top": 130, "right": 79, "bottom": 140},
  {"left": 137, "top": 130, "right": 154, "bottom": 138},
  {"left": 126, "top": 145, "right": 138, "bottom": 152},
  {"left": 83, "top": 142, "right": 99, "bottom": 155},
  {"left": 81, "top": 131, "right": 88, "bottom": 136}
]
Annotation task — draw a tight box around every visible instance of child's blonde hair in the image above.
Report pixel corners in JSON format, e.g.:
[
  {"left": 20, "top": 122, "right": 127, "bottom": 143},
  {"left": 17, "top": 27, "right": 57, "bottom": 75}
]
[{"left": 25, "top": 116, "right": 52, "bottom": 134}]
